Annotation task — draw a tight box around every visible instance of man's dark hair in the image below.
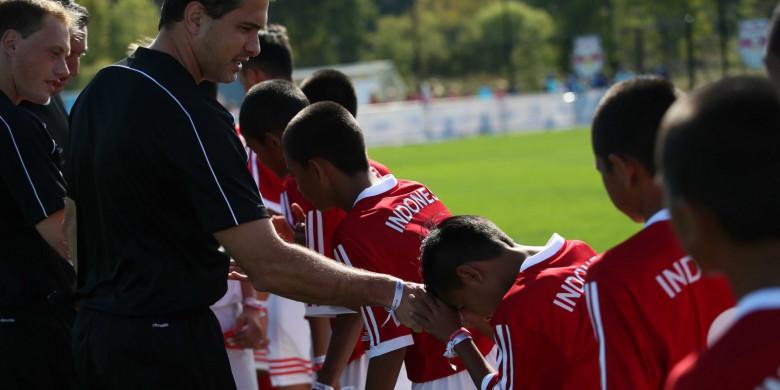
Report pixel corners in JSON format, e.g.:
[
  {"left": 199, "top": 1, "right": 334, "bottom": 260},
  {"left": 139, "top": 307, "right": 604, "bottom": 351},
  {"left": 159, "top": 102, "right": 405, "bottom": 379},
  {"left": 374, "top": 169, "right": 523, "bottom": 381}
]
[
  {"left": 0, "top": 0, "right": 72, "bottom": 38},
  {"left": 158, "top": 0, "right": 242, "bottom": 30},
  {"left": 659, "top": 76, "right": 780, "bottom": 242},
  {"left": 420, "top": 215, "right": 514, "bottom": 297},
  {"left": 283, "top": 101, "right": 368, "bottom": 175},
  {"left": 592, "top": 76, "right": 679, "bottom": 174},
  {"left": 242, "top": 24, "right": 293, "bottom": 81},
  {"left": 53, "top": 0, "right": 88, "bottom": 28},
  {"left": 300, "top": 69, "right": 358, "bottom": 117},
  {"left": 240, "top": 80, "right": 308, "bottom": 144}
]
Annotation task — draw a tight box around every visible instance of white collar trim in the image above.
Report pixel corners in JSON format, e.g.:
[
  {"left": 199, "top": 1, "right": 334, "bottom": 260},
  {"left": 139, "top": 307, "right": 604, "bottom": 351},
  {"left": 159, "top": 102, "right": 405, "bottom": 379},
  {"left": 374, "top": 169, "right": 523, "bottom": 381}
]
[
  {"left": 519, "top": 233, "right": 566, "bottom": 272},
  {"left": 644, "top": 209, "right": 671, "bottom": 228},
  {"left": 353, "top": 174, "right": 398, "bottom": 207},
  {"left": 735, "top": 287, "right": 780, "bottom": 321}
]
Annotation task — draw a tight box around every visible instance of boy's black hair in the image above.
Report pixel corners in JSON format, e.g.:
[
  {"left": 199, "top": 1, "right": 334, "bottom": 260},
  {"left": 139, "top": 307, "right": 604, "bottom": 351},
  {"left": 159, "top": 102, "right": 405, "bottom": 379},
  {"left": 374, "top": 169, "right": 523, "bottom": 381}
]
[
  {"left": 592, "top": 76, "right": 679, "bottom": 174},
  {"left": 158, "top": 0, "right": 242, "bottom": 30},
  {"left": 282, "top": 101, "right": 369, "bottom": 175},
  {"left": 240, "top": 79, "right": 308, "bottom": 144},
  {"left": 420, "top": 215, "right": 514, "bottom": 297},
  {"left": 659, "top": 76, "right": 780, "bottom": 242},
  {"left": 300, "top": 69, "right": 358, "bottom": 117},
  {"left": 242, "top": 24, "right": 293, "bottom": 81}
]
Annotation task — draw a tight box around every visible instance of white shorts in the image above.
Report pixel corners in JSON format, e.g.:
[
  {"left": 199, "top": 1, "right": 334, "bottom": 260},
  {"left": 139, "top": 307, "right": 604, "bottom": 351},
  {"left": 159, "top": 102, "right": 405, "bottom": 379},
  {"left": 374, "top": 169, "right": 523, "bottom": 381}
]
[
  {"left": 266, "top": 293, "right": 313, "bottom": 387},
  {"left": 412, "top": 370, "right": 474, "bottom": 390},
  {"left": 336, "top": 354, "right": 367, "bottom": 390},
  {"left": 211, "top": 298, "right": 259, "bottom": 390},
  {"left": 409, "top": 346, "right": 497, "bottom": 390}
]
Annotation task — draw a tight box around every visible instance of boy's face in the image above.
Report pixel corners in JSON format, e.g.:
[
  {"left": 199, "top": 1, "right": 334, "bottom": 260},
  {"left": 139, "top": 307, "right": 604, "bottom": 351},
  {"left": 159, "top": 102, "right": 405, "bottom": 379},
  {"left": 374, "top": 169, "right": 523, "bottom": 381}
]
[
  {"left": 441, "top": 285, "right": 499, "bottom": 319},
  {"left": 285, "top": 156, "right": 337, "bottom": 210},
  {"left": 595, "top": 155, "right": 644, "bottom": 223},
  {"left": 246, "top": 134, "right": 286, "bottom": 178}
]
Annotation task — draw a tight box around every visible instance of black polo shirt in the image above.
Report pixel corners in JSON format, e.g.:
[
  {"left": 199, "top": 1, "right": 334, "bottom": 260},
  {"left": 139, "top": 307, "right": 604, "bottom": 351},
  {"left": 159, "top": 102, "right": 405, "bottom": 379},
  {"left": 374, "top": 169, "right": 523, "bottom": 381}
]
[
  {"left": 0, "top": 90, "right": 74, "bottom": 310},
  {"left": 67, "top": 48, "right": 269, "bottom": 317},
  {"left": 21, "top": 94, "right": 70, "bottom": 166}
]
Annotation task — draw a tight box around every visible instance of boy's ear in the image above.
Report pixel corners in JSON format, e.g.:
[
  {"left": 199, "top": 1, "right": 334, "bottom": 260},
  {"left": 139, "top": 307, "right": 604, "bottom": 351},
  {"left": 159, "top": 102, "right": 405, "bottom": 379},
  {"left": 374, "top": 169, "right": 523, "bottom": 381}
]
[
  {"left": 265, "top": 133, "right": 282, "bottom": 148},
  {"left": 607, "top": 153, "right": 638, "bottom": 189},
  {"left": 455, "top": 264, "right": 484, "bottom": 287}
]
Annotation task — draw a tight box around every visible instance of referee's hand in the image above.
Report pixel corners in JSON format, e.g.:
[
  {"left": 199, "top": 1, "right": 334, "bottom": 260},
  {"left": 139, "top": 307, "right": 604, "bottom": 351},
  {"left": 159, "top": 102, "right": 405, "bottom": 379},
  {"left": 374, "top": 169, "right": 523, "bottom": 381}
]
[{"left": 396, "top": 282, "right": 433, "bottom": 333}]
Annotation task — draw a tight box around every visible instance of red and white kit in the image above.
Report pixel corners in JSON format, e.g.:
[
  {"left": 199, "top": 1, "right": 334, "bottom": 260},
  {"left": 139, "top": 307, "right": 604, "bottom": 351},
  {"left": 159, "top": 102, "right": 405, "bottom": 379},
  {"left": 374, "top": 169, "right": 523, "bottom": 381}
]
[
  {"left": 482, "top": 234, "right": 600, "bottom": 390},
  {"left": 332, "top": 175, "right": 494, "bottom": 389},
  {"left": 665, "top": 288, "right": 780, "bottom": 390},
  {"left": 584, "top": 210, "right": 735, "bottom": 390}
]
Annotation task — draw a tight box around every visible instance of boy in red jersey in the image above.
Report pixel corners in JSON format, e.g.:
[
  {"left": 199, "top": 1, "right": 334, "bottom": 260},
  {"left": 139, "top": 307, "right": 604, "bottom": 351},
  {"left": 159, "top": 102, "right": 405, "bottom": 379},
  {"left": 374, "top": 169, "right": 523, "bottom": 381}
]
[
  {"left": 414, "top": 215, "right": 600, "bottom": 390},
  {"left": 283, "top": 102, "right": 494, "bottom": 389},
  {"left": 584, "top": 76, "right": 735, "bottom": 390},
  {"left": 660, "top": 77, "right": 780, "bottom": 390}
]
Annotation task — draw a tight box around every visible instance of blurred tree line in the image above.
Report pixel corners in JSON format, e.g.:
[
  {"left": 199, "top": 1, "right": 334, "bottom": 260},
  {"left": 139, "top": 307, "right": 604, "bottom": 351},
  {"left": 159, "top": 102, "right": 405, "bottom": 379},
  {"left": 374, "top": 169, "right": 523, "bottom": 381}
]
[{"left": 71, "top": 0, "right": 778, "bottom": 92}]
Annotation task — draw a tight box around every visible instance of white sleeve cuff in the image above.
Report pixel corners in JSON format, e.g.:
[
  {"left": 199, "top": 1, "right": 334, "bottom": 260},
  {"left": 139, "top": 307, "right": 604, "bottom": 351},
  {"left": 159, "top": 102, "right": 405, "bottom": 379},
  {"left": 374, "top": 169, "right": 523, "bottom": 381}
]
[
  {"left": 366, "top": 334, "right": 414, "bottom": 359},
  {"left": 481, "top": 372, "right": 498, "bottom": 390}
]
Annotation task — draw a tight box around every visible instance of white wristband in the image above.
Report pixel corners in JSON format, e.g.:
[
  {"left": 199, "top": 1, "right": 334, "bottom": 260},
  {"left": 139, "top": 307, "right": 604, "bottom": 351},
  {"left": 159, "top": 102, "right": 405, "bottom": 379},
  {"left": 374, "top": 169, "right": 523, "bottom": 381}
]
[
  {"left": 312, "top": 381, "right": 334, "bottom": 390},
  {"left": 443, "top": 328, "right": 472, "bottom": 358},
  {"left": 381, "top": 279, "right": 404, "bottom": 327}
]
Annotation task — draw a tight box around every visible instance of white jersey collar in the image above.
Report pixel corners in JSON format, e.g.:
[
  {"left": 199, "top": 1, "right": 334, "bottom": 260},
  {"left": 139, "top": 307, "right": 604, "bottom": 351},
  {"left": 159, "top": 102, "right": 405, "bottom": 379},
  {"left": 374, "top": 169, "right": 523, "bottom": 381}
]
[
  {"left": 519, "top": 233, "right": 566, "bottom": 272},
  {"left": 353, "top": 174, "right": 398, "bottom": 207},
  {"left": 644, "top": 209, "right": 671, "bottom": 229},
  {"left": 735, "top": 287, "right": 780, "bottom": 322}
]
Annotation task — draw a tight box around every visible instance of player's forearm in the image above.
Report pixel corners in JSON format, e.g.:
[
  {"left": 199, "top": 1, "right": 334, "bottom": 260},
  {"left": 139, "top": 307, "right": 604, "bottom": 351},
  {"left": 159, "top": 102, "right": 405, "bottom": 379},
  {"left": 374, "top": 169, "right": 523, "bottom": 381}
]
[
  {"left": 309, "top": 316, "right": 331, "bottom": 357},
  {"left": 455, "top": 339, "right": 496, "bottom": 389},
  {"left": 317, "top": 313, "right": 363, "bottom": 386},
  {"left": 366, "top": 348, "right": 406, "bottom": 390}
]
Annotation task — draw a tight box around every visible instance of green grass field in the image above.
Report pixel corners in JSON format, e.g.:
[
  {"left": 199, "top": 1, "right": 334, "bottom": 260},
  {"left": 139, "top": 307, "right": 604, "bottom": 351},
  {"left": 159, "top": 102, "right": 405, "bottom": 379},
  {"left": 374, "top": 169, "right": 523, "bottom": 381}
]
[{"left": 369, "top": 128, "right": 638, "bottom": 252}]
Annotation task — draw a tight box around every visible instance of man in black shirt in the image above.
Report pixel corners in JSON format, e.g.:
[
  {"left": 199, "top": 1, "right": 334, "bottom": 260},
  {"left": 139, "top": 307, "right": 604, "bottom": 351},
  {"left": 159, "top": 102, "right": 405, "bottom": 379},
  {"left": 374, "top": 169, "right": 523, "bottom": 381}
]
[
  {"left": 0, "top": 1, "right": 76, "bottom": 388},
  {"left": 21, "top": 0, "right": 89, "bottom": 162},
  {"left": 68, "top": 0, "right": 428, "bottom": 388}
]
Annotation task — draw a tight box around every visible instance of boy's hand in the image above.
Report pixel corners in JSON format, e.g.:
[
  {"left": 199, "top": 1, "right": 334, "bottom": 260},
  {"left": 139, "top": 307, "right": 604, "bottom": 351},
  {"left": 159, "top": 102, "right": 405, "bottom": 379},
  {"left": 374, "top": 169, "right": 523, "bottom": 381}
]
[
  {"left": 412, "top": 293, "right": 462, "bottom": 343},
  {"left": 290, "top": 203, "right": 306, "bottom": 246}
]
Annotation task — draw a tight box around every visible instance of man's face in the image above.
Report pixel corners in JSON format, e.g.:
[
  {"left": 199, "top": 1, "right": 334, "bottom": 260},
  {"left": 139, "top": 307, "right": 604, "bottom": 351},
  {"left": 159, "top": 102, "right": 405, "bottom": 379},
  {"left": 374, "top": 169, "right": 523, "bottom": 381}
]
[
  {"left": 6, "top": 15, "right": 70, "bottom": 104},
  {"left": 195, "top": 0, "right": 267, "bottom": 83},
  {"left": 53, "top": 26, "right": 87, "bottom": 93}
]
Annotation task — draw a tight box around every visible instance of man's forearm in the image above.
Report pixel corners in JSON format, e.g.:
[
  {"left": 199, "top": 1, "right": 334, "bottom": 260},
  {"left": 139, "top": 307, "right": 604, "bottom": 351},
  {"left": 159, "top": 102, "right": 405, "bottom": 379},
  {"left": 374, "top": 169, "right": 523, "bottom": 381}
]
[
  {"left": 216, "top": 219, "right": 396, "bottom": 309},
  {"left": 253, "top": 240, "right": 396, "bottom": 308}
]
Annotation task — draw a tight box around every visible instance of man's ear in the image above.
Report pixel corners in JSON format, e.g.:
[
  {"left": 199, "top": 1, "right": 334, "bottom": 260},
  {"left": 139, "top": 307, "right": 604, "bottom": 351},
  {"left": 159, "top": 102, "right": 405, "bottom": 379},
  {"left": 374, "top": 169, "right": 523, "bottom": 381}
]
[
  {"left": 1, "top": 30, "right": 19, "bottom": 57},
  {"left": 607, "top": 153, "right": 638, "bottom": 189},
  {"left": 455, "top": 264, "right": 484, "bottom": 287},
  {"left": 183, "top": 1, "right": 206, "bottom": 35}
]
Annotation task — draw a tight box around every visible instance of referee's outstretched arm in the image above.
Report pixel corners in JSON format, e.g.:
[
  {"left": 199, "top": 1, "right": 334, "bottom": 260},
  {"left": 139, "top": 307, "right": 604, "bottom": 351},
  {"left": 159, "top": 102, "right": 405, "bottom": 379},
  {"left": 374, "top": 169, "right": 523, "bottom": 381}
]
[{"left": 216, "top": 217, "right": 428, "bottom": 331}]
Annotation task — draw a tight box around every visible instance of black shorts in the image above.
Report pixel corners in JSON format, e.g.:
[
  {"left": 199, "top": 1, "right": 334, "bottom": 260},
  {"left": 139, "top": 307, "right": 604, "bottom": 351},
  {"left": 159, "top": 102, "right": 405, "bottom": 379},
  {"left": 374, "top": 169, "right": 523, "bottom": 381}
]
[
  {"left": 0, "top": 303, "right": 77, "bottom": 390},
  {"left": 73, "top": 308, "right": 235, "bottom": 390}
]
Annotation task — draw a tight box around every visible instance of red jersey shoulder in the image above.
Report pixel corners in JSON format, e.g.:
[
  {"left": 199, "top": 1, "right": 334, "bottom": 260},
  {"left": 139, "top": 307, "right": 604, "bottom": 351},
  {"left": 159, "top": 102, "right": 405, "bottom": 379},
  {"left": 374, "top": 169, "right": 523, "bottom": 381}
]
[
  {"left": 668, "top": 309, "right": 780, "bottom": 390},
  {"left": 368, "top": 159, "right": 391, "bottom": 177},
  {"left": 336, "top": 178, "right": 449, "bottom": 240},
  {"left": 496, "top": 240, "right": 598, "bottom": 325},
  {"left": 589, "top": 221, "right": 685, "bottom": 282}
]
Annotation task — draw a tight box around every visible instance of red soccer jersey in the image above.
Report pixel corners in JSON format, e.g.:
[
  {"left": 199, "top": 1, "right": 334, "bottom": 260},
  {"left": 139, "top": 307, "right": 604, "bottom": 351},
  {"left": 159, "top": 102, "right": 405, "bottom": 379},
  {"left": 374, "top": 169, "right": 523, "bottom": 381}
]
[
  {"left": 665, "top": 288, "right": 780, "bottom": 390},
  {"left": 247, "top": 150, "right": 284, "bottom": 215},
  {"left": 331, "top": 175, "right": 493, "bottom": 384},
  {"left": 584, "top": 210, "right": 735, "bottom": 390},
  {"left": 483, "top": 235, "right": 600, "bottom": 390}
]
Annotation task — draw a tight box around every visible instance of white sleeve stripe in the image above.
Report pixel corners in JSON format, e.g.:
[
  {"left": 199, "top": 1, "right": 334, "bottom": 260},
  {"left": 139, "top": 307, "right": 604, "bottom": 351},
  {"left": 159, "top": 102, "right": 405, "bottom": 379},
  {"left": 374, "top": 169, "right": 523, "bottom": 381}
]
[
  {"left": 109, "top": 65, "right": 239, "bottom": 225},
  {"left": 358, "top": 306, "right": 376, "bottom": 346},
  {"left": 250, "top": 152, "right": 260, "bottom": 186},
  {"left": 495, "top": 325, "right": 509, "bottom": 390},
  {"left": 585, "top": 282, "right": 599, "bottom": 342},
  {"left": 0, "top": 114, "right": 48, "bottom": 218},
  {"left": 336, "top": 244, "right": 382, "bottom": 345},
  {"left": 481, "top": 373, "right": 497, "bottom": 390},
  {"left": 306, "top": 210, "right": 315, "bottom": 251},
  {"left": 316, "top": 210, "right": 324, "bottom": 255},
  {"left": 505, "top": 327, "right": 514, "bottom": 390},
  {"left": 588, "top": 282, "right": 608, "bottom": 390}
]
